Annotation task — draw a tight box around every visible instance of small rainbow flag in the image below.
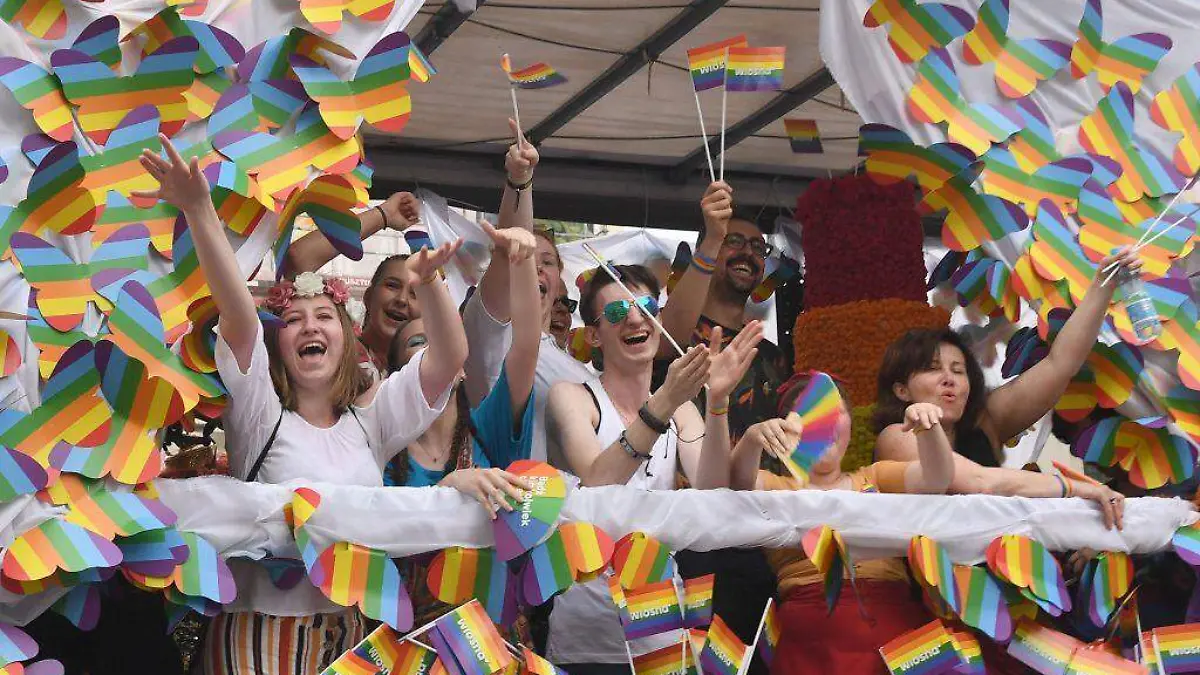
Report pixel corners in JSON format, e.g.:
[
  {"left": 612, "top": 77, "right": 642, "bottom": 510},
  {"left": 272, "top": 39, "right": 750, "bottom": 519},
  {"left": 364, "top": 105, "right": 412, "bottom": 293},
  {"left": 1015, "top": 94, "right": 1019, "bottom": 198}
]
[
  {"left": 632, "top": 639, "right": 698, "bottom": 675},
  {"left": 686, "top": 35, "right": 747, "bottom": 92},
  {"left": 756, "top": 602, "right": 780, "bottom": 667},
  {"left": 1063, "top": 645, "right": 1147, "bottom": 675},
  {"left": 784, "top": 119, "right": 822, "bottom": 153},
  {"left": 428, "top": 600, "right": 513, "bottom": 675},
  {"left": 699, "top": 615, "right": 748, "bottom": 675},
  {"left": 1152, "top": 624, "right": 1200, "bottom": 673},
  {"left": 725, "top": 46, "right": 785, "bottom": 92},
  {"left": 621, "top": 579, "right": 684, "bottom": 640},
  {"left": 682, "top": 574, "right": 714, "bottom": 628},
  {"left": 878, "top": 620, "right": 962, "bottom": 675},
  {"left": 501, "top": 55, "right": 566, "bottom": 90},
  {"left": 1006, "top": 619, "right": 1082, "bottom": 674},
  {"left": 947, "top": 629, "right": 984, "bottom": 675},
  {"left": 322, "top": 624, "right": 439, "bottom": 675},
  {"left": 520, "top": 648, "right": 564, "bottom": 675}
]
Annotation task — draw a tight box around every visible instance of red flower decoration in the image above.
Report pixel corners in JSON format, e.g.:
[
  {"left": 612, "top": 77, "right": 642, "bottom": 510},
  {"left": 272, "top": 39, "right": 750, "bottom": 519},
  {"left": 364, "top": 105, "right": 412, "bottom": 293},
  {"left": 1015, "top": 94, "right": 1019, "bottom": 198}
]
[
  {"left": 264, "top": 281, "right": 297, "bottom": 314},
  {"left": 324, "top": 278, "right": 350, "bottom": 305}
]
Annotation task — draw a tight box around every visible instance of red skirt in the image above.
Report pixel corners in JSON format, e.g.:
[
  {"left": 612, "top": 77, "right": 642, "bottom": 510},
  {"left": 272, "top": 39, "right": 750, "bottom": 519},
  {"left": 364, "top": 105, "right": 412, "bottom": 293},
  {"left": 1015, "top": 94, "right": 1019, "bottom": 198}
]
[{"left": 774, "top": 582, "right": 1031, "bottom": 675}]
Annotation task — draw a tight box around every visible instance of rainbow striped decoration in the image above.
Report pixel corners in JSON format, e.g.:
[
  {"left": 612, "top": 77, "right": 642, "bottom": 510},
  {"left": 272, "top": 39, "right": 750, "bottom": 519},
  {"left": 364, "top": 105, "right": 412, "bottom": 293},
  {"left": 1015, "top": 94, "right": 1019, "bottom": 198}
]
[
  {"left": 978, "top": 148, "right": 1097, "bottom": 217},
  {"left": 686, "top": 35, "right": 747, "bottom": 92},
  {"left": 1164, "top": 384, "right": 1200, "bottom": 450},
  {"left": 1086, "top": 342, "right": 1144, "bottom": 410},
  {"left": 0, "top": 621, "right": 38, "bottom": 664},
  {"left": 784, "top": 119, "right": 821, "bottom": 154},
  {"left": 907, "top": 536, "right": 958, "bottom": 615},
  {"left": 1079, "top": 82, "right": 1185, "bottom": 203},
  {"left": 857, "top": 124, "right": 975, "bottom": 194},
  {"left": 6, "top": 139, "right": 102, "bottom": 244},
  {"left": 1072, "top": 417, "right": 1196, "bottom": 490},
  {"left": 802, "top": 525, "right": 851, "bottom": 611},
  {"left": 559, "top": 522, "right": 614, "bottom": 582},
  {"left": 1029, "top": 199, "right": 1096, "bottom": 305},
  {"left": 501, "top": 56, "right": 566, "bottom": 90},
  {"left": 495, "top": 460, "right": 567, "bottom": 562},
  {"left": 1077, "top": 183, "right": 1196, "bottom": 281},
  {"left": 1172, "top": 522, "right": 1200, "bottom": 565},
  {"left": 1083, "top": 553, "right": 1133, "bottom": 629},
  {"left": 1157, "top": 320, "right": 1200, "bottom": 393},
  {"left": 0, "top": 58, "right": 75, "bottom": 141},
  {"left": 724, "top": 46, "right": 785, "bottom": 92},
  {"left": 428, "top": 600, "right": 514, "bottom": 675},
  {"left": 0, "top": 330, "right": 19, "bottom": 378},
  {"left": 631, "top": 639, "right": 698, "bottom": 675},
  {"left": 520, "top": 648, "right": 564, "bottom": 675},
  {"left": 124, "top": 8, "right": 244, "bottom": 75},
  {"left": 521, "top": 531, "right": 576, "bottom": 606},
  {"left": 986, "top": 535, "right": 1071, "bottom": 617},
  {"left": 751, "top": 255, "right": 801, "bottom": 304},
  {"left": 52, "top": 582, "right": 100, "bottom": 631},
  {"left": 1150, "top": 624, "right": 1200, "bottom": 674},
  {"left": 1151, "top": 63, "right": 1200, "bottom": 174},
  {"left": 0, "top": 0, "right": 75, "bottom": 40},
  {"left": 756, "top": 601, "right": 780, "bottom": 667},
  {"left": 1006, "top": 620, "right": 1082, "bottom": 674},
  {"left": 117, "top": 527, "right": 188, "bottom": 578},
  {"left": 621, "top": 579, "right": 683, "bottom": 640},
  {"left": 274, "top": 174, "right": 364, "bottom": 276},
  {"left": 907, "top": 48, "right": 1022, "bottom": 156},
  {"left": 782, "top": 372, "right": 843, "bottom": 484},
  {"left": 922, "top": 170, "right": 1028, "bottom": 252},
  {"left": 1064, "top": 646, "right": 1147, "bottom": 674},
  {"left": 300, "top": 0, "right": 395, "bottom": 35},
  {"left": 682, "top": 574, "right": 714, "bottom": 628},
  {"left": 0, "top": 445, "right": 47, "bottom": 503},
  {"left": 612, "top": 532, "right": 676, "bottom": 590},
  {"left": 428, "top": 546, "right": 517, "bottom": 626},
  {"left": 961, "top": 0, "right": 1070, "bottom": 98},
  {"left": 699, "top": 615, "right": 748, "bottom": 675},
  {"left": 879, "top": 619, "right": 962, "bottom": 675},
  {"left": 952, "top": 565, "right": 1012, "bottom": 642},
  {"left": 1, "top": 517, "right": 123, "bottom": 582},
  {"left": 41, "top": 474, "right": 176, "bottom": 540},
  {"left": 861, "top": 0, "right": 974, "bottom": 64},
  {"left": 1070, "top": 0, "right": 1171, "bottom": 95},
  {"left": 321, "top": 624, "right": 440, "bottom": 675},
  {"left": 947, "top": 629, "right": 984, "bottom": 675},
  {"left": 291, "top": 32, "right": 414, "bottom": 140},
  {"left": 51, "top": 36, "right": 199, "bottom": 146},
  {"left": 311, "top": 540, "right": 414, "bottom": 631}
]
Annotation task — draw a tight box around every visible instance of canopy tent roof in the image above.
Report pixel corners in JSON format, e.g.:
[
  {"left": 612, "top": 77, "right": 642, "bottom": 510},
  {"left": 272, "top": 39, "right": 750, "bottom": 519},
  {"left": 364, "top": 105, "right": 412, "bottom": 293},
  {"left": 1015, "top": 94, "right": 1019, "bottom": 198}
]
[{"left": 366, "top": 0, "right": 864, "bottom": 230}]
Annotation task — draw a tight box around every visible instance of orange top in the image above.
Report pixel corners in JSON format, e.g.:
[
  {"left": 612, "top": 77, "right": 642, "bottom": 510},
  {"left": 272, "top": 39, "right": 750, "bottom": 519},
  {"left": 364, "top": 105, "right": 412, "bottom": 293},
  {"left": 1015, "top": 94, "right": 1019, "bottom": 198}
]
[{"left": 760, "top": 462, "right": 914, "bottom": 595}]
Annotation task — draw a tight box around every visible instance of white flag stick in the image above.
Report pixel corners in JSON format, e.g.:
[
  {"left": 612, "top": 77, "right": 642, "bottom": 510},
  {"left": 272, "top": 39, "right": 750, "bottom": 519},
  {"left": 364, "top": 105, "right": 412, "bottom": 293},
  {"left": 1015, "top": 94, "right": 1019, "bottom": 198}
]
[
  {"left": 692, "top": 87, "right": 715, "bottom": 183},
  {"left": 581, "top": 243, "right": 686, "bottom": 358}
]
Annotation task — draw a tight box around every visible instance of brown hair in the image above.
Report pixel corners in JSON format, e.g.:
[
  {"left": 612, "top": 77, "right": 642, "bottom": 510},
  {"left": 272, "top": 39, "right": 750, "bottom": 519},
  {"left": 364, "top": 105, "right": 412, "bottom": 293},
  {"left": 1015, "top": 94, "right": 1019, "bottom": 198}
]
[
  {"left": 533, "top": 228, "right": 564, "bottom": 270},
  {"left": 264, "top": 303, "right": 371, "bottom": 415},
  {"left": 873, "top": 328, "right": 987, "bottom": 435},
  {"left": 578, "top": 264, "right": 660, "bottom": 326},
  {"left": 363, "top": 254, "right": 410, "bottom": 321}
]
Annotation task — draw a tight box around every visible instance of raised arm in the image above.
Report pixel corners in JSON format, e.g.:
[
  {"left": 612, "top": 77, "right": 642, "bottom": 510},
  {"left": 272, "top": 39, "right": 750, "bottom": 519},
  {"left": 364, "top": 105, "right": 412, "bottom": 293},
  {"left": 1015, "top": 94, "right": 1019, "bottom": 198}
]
[
  {"left": 406, "top": 240, "right": 469, "bottom": 405},
  {"left": 476, "top": 119, "right": 539, "bottom": 323},
  {"left": 730, "top": 417, "right": 802, "bottom": 490},
  {"left": 658, "top": 182, "right": 731, "bottom": 356},
  {"left": 283, "top": 192, "right": 421, "bottom": 278},
  {"left": 488, "top": 223, "right": 540, "bottom": 421},
  {"left": 135, "top": 135, "right": 257, "bottom": 369},
  {"left": 681, "top": 323, "right": 763, "bottom": 489},
  {"left": 548, "top": 346, "right": 710, "bottom": 487},
  {"left": 983, "top": 248, "right": 1140, "bottom": 443},
  {"left": 896, "top": 403, "right": 955, "bottom": 494},
  {"left": 877, "top": 423, "right": 1125, "bottom": 528}
]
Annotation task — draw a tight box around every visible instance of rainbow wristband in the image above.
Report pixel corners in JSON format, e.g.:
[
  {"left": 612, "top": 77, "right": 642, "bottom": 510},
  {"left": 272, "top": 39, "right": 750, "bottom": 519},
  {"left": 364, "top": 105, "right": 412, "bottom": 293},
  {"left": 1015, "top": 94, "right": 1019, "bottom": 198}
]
[{"left": 691, "top": 251, "right": 716, "bottom": 275}]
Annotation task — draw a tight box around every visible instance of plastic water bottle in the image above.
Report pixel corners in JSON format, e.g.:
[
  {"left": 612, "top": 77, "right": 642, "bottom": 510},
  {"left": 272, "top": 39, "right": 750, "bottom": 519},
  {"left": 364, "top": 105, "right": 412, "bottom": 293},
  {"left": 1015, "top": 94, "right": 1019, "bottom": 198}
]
[{"left": 1117, "top": 266, "right": 1162, "bottom": 344}]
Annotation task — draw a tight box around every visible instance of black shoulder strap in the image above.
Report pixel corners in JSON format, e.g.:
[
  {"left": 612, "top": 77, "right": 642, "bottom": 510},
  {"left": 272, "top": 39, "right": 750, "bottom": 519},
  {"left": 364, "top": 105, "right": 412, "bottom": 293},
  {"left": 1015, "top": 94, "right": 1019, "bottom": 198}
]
[
  {"left": 583, "top": 382, "right": 602, "bottom": 433},
  {"left": 246, "top": 410, "right": 284, "bottom": 482}
]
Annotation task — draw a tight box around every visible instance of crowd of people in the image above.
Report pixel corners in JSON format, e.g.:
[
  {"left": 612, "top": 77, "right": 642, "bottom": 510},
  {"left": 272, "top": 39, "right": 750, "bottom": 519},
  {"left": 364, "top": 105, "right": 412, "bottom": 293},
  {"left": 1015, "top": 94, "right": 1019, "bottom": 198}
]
[{"left": 23, "top": 125, "right": 1161, "bottom": 675}]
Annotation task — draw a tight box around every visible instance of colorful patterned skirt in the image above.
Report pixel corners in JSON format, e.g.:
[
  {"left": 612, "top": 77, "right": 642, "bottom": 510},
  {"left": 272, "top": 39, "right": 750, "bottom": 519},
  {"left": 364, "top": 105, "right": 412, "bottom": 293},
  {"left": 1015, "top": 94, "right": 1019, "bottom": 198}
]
[{"left": 200, "top": 609, "right": 365, "bottom": 675}]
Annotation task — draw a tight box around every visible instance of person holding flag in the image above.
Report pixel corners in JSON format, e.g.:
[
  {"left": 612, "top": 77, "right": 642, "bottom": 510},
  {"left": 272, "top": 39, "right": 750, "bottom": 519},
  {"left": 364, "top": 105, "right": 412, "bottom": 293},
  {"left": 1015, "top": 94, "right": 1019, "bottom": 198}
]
[{"left": 544, "top": 263, "right": 761, "bottom": 673}]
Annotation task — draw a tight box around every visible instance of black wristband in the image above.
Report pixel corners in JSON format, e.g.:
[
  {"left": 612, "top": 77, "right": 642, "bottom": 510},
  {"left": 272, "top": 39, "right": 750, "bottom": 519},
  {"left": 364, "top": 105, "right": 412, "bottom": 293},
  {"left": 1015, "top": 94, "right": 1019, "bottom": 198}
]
[
  {"left": 638, "top": 403, "right": 670, "bottom": 435},
  {"left": 618, "top": 431, "right": 651, "bottom": 461},
  {"left": 506, "top": 175, "right": 533, "bottom": 191}
]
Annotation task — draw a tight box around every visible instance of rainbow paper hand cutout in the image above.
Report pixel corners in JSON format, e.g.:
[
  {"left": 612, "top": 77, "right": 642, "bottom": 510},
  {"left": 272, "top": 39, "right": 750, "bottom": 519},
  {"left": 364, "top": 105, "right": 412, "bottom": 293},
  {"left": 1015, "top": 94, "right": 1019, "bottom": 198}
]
[
  {"left": 1070, "top": 0, "right": 1171, "bottom": 94},
  {"left": 300, "top": 0, "right": 394, "bottom": 35},
  {"left": 961, "top": 0, "right": 1070, "bottom": 98},
  {"left": 1151, "top": 63, "right": 1200, "bottom": 175},
  {"left": 857, "top": 124, "right": 975, "bottom": 194},
  {"left": 494, "top": 460, "right": 566, "bottom": 562},
  {"left": 1079, "top": 82, "right": 1185, "bottom": 203},
  {"left": 273, "top": 174, "right": 363, "bottom": 277},
  {"left": 1, "top": 518, "right": 122, "bottom": 582},
  {"left": 907, "top": 48, "right": 1022, "bottom": 156},
  {"left": 862, "top": 0, "right": 974, "bottom": 64},
  {"left": 428, "top": 546, "right": 519, "bottom": 626}
]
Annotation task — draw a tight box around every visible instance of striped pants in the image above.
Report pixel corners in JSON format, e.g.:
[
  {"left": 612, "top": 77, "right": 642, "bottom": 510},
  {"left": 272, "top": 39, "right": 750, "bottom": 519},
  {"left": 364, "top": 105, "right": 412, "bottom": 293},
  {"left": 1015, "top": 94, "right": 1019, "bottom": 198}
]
[{"left": 200, "top": 609, "right": 365, "bottom": 675}]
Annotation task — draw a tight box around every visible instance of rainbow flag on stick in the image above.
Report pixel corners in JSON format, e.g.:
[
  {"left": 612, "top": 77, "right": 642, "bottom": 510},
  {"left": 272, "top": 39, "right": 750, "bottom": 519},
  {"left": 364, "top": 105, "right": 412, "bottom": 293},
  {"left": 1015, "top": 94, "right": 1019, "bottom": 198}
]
[
  {"left": 725, "top": 46, "right": 786, "bottom": 92},
  {"left": 322, "top": 624, "right": 440, "bottom": 675},
  {"left": 686, "top": 35, "right": 747, "bottom": 92},
  {"left": 682, "top": 574, "right": 714, "bottom": 628},
  {"left": 621, "top": 579, "right": 684, "bottom": 640},
  {"left": 1006, "top": 619, "right": 1082, "bottom": 674},
  {"left": 1063, "top": 645, "right": 1147, "bottom": 674},
  {"left": 1149, "top": 623, "right": 1200, "bottom": 673},
  {"left": 879, "top": 620, "right": 963, "bottom": 675},
  {"left": 631, "top": 639, "right": 699, "bottom": 675},
  {"left": 427, "top": 600, "right": 514, "bottom": 675},
  {"left": 755, "top": 601, "right": 780, "bottom": 668},
  {"left": 699, "top": 615, "right": 749, "bottom": 675},
  {"left": 501, "top": 56, "right": 566, "bottom": 90},
  {"left": 784, "top": 119, "right": 822, "bottom": 154}
]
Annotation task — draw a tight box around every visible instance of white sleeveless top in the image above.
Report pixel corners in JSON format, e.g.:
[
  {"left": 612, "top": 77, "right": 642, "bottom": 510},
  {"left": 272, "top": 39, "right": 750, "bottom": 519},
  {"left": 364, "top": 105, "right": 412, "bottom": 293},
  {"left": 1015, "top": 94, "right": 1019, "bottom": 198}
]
[{"left": 546, "top": 378, "right": 681, "bottom": 663}]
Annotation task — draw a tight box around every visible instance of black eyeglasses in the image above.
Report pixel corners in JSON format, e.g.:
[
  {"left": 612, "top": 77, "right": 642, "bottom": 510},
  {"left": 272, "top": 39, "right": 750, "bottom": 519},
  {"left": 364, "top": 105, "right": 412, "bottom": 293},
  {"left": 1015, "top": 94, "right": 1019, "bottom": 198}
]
[
  {"left": 722, "top": 233, "right": 773, "bottom": 258},
  {"left": 555, "top": 296, "right": 578, "bottom": 313}
]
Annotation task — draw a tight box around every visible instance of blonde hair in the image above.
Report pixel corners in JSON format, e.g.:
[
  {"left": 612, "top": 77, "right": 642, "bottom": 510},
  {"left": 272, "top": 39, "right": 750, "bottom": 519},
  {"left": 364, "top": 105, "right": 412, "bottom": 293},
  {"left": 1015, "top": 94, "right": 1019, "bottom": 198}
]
[{"left": 264, "top": 304, "right": 371, "bottom": 415}]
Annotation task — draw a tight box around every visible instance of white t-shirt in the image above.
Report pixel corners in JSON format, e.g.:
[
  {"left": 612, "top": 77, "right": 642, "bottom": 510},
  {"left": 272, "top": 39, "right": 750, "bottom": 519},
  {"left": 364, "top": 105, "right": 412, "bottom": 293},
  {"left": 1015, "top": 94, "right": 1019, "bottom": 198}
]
[
  {"left": 545, "top": 379, "right": 681, "bottom": 664},
  {"left": 215, "top": 323, "right": 451, "bottom": 615},
  {"left": 462, "top": 293, "right": 590, "bottom": 467}
]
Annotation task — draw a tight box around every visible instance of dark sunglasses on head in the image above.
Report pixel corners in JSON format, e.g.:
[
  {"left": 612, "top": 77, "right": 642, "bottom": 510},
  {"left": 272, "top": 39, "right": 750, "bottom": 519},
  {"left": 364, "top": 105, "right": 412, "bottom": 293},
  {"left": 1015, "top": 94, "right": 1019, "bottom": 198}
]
[
  {"left": 722, "top": 233, "right": 773, "bottom": 258},
  {"left": 555, "top": 296, "right": 578, "bottom": 313},
  {"left": 593, "top": 296, "right": 659, "bottom": 326}
]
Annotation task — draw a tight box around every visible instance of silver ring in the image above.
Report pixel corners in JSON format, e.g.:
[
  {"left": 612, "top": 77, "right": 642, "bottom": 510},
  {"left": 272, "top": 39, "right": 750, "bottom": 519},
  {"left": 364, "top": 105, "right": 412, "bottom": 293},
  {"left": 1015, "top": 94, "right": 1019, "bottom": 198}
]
[{"left": 1109, "top": 497, "right": 1119, "bottom": 504}]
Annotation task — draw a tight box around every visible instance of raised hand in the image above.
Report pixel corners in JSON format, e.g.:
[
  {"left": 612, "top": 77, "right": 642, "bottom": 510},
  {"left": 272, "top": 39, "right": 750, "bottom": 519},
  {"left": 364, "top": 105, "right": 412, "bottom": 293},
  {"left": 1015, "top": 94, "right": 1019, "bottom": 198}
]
[
  {"left": 706, "top": 322, "right": 763, "bottom": 401},
  {"left": 482, "top": 220, "right": 537, "bottom": 264},
  {"left": 505, "top": 118, "right": 539, "bottom": 185},
  {"left": 701, "top": 181, "right": 733, "bottom": 240},
  {"left": 745, "top": 417, "right": 803, "bottom": 462},
  {"left": 409, "top": 238, "right": 464, "bottom": 284},
  {"left": 381, "top": 191, "right": 421, "bottom": 231},
  {"left": 440, "top": 468, "right": 533, "bottom": 520},
  {"left": 132, "top": 133, "right": 210, "bottom": 213},
  {"left": 659, "top": 344, "right": 710, "bottom": 413},
  {"left": 901, "top": 402, "right": 944, "bottom": 433},
  {"left": 1095, "top": 245, "right": 1143, "bottom": 288}
]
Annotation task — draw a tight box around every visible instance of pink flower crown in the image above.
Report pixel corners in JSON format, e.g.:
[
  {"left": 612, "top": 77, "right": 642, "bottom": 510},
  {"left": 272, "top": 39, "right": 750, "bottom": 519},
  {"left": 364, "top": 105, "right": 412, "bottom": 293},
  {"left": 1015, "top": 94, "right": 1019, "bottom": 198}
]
[{"left": 264, "top": 272, "right": 351, "bottom": 314}]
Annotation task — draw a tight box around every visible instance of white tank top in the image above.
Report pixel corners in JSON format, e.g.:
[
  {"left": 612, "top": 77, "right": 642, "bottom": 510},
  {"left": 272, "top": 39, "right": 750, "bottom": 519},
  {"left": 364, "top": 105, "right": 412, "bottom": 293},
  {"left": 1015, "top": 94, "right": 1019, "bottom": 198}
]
[{"left": 546, "top": 378, "right": 681, "bottom": 663}]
